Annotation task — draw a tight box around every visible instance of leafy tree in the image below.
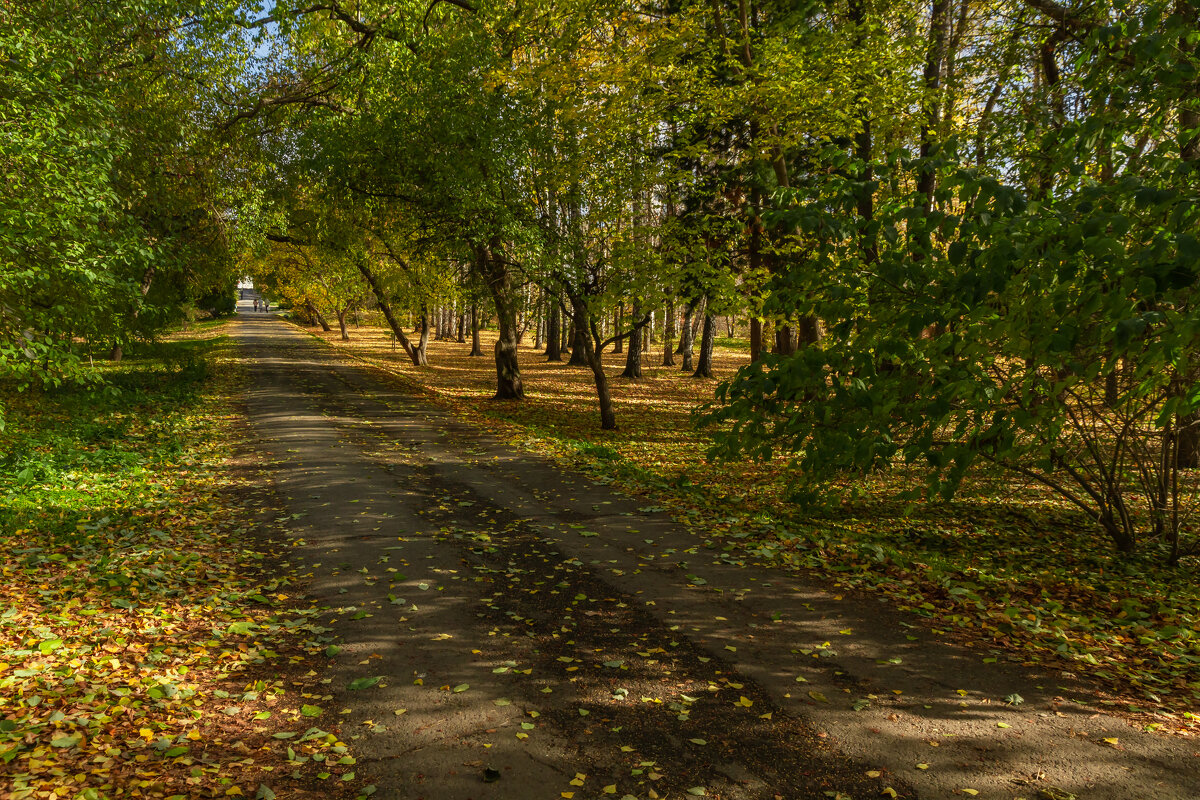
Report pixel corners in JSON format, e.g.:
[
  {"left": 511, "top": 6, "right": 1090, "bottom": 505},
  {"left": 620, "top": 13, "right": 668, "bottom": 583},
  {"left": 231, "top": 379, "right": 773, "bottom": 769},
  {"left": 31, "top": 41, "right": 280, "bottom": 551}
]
[{"left": 705, "top": 0, "right": 1200, "bottom": 563}]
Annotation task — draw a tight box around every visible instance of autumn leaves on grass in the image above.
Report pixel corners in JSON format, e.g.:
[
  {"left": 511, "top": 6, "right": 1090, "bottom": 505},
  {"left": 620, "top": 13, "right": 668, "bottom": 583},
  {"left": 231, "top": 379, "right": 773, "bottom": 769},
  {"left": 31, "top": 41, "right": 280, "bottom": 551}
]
[{"left": 0, "top": 335, "right": 366, "bottom": 800}]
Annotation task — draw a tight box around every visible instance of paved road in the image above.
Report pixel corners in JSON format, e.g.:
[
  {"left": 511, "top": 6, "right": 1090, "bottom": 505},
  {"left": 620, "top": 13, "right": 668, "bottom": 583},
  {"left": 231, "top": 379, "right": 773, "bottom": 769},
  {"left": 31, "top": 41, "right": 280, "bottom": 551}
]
[{"left": 236, "top": 311, "right": 1199, "bottom": 800}]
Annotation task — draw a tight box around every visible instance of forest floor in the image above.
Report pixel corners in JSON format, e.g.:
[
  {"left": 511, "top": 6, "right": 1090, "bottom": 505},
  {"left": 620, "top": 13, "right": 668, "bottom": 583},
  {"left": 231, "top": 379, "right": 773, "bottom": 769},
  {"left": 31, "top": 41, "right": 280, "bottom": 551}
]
[{"left": 228, "top": 308, "right": 1198, "bottom": 800}]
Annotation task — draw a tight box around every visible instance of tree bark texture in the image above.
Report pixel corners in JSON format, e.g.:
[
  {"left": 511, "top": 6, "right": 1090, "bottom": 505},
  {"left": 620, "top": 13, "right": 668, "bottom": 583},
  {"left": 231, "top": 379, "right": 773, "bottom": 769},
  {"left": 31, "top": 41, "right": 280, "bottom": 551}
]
[{"left": 476, "top": 242, "right": 524, "bottom": 399}]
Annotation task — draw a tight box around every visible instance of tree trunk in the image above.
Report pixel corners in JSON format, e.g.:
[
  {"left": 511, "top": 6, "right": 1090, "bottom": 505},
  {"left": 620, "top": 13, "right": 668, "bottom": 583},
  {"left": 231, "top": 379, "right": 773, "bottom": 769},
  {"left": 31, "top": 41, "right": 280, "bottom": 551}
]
[
  {"left": 917, "top": 0, "right": 951, "bottom": 214},
  {"left": 613, "top": 303, "right": 624, "bottom": 354},
  {"left": 413, "top": 306, "right": 430, "bottom": 365},
  {"left": 307, "top": 300, "right": 333, "bottom": 332},
  {"left": 679, "top": 300, "right": 696, "bottom": 371},
  {"left": 622, "top": 301, "right": 644, "bottom": 379},
  {"left": 693, "top": 313, "right": 716, "bottom": 378},
  {"left": 796, "top": 315, "right": 821, "bottom": 346},
  {"left": 469, "top": 302, "right": 484, "bottom": 356},
  {"left": 356, "top": 257, "right": 421, "bottom": 365},
  {"left": 336, "top": 308, "right": 350, "bottom": 341},
  {"left": 573, "top": 297, "right": 616, "bottom": 430},
  {"left": 545, "top": 293, "right": 562, "bottom": 361},
  {"left": 567, "top": 318, "right": 588, "bottom": 365},
  {"left": 662, "top": 298, "right": 676, "bottom": 366},
  {"left": 750, "top": 318, "right": 763, "bottom": 362},
  {"left": 477, "top": 242, "right": 524, "bottom": 399},
  {"left": 534, "top": 291, "right": 545, "bottom": 349},
  {"left": 457, "top": 309, "right": 466, "bottom": 343},
  {"left": 774, "top": 324, "right": 795, "bottom": 356}
]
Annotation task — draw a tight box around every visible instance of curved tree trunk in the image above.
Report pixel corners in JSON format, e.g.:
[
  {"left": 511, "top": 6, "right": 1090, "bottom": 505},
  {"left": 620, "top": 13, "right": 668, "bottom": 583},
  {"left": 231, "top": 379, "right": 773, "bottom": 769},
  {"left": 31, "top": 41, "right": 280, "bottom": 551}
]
[
  {"left": 111, "top": 264, "right": 156, "bottom": 362},
  {"left": 573, "top": 297, "right": 616, "bottom": 430},
  {"left": 336, "top": 308, "right": 350, "bottom": 341},
  {"left": 356, "top": 258, "right": 421, "bottom": 365},
  {"left": 676, "top": 301, "right": 693, "bottom": 355},
  {"left": 307, "top": 300, "right": 333, "bottom": 332}
]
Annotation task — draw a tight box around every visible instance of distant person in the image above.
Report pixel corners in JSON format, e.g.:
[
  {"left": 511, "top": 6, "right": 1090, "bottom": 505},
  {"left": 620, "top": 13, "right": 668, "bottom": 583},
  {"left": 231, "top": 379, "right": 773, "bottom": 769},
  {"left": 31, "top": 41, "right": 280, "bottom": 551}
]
[
  {"left": 253, "top": 298, "right": 259, "bottom": 312},
  {"left": 263, "top": 299, "right": 270, "bottom": 313}
]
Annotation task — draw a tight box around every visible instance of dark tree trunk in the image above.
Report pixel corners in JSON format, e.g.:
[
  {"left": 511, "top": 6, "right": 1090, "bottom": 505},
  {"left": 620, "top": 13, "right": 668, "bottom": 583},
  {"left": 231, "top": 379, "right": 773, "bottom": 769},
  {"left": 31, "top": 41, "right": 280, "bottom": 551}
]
[
  {"left": 796, "top": 315, "right": 821, "bottom": 346},
  {"left": 774, "top": 325, "right": 795, "bottom": 356},
  {"left": 613, "top": 303, "right": 624, "bottom": 354},
  {"left": 545, "top": 293, "right": 562, "bottom": 361},
  {"left": 336, "top": 308, "right": 350, "bottom": 341},
  {"left": 469, "top": 303, "right": 484, "bottom": 356},
  {"left": 356, "top": 257, "right": 421, "bottom": 365},
  {"left": 567, "top": 318, "right": 588, "bottom": 365},
  {"left": 622, "top": 302, "right": 644, "bottom": 379},
  {"left": 750, "top": 318, "right": 763, "bottom": 361},
  {"left": 477, "top": 242, "right": 524, "bottom": 399},
  {"left": 457, "top": 310, "right": 466, "bottom": 343},
  {"left": 307, "top": 301, "right": 333, "bottom": 332},
  {"left": 662, "top": 299, "right": 676, "bottom": 366},
  {"left": 693, "top": 313, "right": 716, "bottom": 378}
]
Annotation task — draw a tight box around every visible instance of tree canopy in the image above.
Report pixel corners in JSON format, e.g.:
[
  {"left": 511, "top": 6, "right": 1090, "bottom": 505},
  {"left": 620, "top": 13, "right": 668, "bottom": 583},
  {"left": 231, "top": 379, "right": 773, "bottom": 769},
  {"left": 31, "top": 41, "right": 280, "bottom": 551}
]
[{"left": 5, "top": 0, "right": 1199, "bottom": 558}]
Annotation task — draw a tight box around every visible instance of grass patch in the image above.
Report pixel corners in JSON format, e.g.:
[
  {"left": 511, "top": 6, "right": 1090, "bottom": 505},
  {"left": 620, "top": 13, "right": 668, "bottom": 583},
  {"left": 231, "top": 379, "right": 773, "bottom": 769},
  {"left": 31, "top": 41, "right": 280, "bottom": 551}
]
[{"left": 0, "top": 329, "right": 362, "bottom": 799}]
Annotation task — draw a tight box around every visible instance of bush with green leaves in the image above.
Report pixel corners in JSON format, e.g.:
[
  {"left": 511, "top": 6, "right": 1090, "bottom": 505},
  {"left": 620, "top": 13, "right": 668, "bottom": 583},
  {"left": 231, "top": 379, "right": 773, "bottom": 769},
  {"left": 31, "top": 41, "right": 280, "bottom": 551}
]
[{"left": 706, "top": 143, "right": 1200, "bottom": 562}]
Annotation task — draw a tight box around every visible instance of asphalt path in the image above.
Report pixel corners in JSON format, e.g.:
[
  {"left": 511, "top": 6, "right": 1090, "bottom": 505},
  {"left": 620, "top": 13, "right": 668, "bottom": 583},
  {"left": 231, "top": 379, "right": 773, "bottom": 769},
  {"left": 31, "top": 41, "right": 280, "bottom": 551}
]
[{"left": 236, "top": 308, "right": 1200, "bottom": 800}]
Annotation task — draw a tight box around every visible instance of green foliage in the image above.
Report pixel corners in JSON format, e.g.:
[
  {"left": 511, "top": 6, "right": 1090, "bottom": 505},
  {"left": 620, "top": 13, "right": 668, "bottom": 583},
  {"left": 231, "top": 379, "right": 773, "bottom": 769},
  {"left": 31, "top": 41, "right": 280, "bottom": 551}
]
[
  {"left": 705, "top": 0, "right": 1200, "bottom": 561},
  {"left": 0, "top": 1, "right": 244, "bottom": 398}
]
